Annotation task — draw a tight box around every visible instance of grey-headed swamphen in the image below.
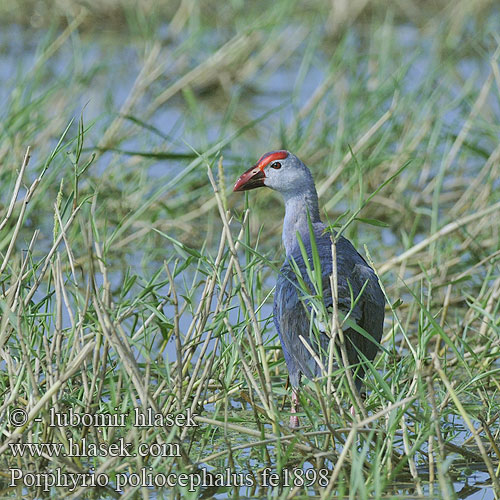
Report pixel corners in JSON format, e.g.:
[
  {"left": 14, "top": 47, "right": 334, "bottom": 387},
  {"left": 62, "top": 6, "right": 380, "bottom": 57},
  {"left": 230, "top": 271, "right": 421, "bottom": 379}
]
[{"left": 233, "top": 150, "right": 385, "bottom": 427}]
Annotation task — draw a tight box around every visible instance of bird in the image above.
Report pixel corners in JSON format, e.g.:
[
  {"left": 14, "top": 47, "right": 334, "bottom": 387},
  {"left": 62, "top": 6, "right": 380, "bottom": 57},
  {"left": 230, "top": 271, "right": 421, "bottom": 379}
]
[{"left": 233, "top": 150, "right": 385, "bottom": 427}]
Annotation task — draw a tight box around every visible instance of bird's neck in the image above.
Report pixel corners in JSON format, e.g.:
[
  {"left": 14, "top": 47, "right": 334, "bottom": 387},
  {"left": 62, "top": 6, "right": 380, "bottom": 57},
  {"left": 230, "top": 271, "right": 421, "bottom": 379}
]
[{"left": 282, "top": 188, "right": 321, "bottom": 256}]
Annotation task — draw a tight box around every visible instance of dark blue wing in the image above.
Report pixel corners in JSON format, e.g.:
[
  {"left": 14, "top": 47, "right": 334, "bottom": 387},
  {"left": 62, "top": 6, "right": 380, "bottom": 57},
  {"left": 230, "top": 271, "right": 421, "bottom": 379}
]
[{"left": 274, "top": 227, "right": 384, "bottom": 387}]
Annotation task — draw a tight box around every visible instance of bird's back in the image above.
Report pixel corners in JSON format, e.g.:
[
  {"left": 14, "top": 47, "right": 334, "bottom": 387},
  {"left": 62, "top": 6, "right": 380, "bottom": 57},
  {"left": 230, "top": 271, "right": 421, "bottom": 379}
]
[{"left": 273, "top": 224, "right": 384, "bottom": 387}]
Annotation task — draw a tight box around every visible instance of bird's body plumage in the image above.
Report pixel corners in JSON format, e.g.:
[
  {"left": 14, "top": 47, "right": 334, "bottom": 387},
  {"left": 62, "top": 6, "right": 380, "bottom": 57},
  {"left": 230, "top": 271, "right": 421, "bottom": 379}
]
[{"left": 273, "top": 222, "right": 384, "bottom": 388}]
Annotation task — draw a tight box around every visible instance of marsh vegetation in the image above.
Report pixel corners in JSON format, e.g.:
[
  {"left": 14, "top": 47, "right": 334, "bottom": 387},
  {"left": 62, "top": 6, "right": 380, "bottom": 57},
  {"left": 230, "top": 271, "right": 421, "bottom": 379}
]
[{"left": 0, "top": 1, "right": 499, "bottom": 498}]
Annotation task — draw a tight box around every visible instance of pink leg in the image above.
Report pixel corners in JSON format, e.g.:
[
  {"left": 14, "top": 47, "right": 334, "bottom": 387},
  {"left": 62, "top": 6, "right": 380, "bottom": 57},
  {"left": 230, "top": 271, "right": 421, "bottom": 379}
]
[
  {"left": 349, "top": 405, "right": 356, "bottom": 417},
  {"left": 290, "top": 389, "right": 300, "bottom": 428}
]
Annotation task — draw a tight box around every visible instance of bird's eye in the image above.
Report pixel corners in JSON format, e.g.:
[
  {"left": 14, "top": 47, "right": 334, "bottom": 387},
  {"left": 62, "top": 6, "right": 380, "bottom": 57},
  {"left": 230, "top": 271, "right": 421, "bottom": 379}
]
[{"left": 271, "top": 162, "right": 282, "bottom": 170}]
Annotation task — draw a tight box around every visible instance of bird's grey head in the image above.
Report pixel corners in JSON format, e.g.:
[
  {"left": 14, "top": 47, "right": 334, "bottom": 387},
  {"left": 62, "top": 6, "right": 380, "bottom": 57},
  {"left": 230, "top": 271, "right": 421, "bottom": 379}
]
[{"left": 233, "top": 150, "right": 315, "bottom": 195}]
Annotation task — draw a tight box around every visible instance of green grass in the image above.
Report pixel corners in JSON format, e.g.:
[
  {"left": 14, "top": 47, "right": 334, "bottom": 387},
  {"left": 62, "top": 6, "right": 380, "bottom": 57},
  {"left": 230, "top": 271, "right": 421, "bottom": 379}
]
[{"left": 0, "top": 1, "right": 499, "bottom": 498}]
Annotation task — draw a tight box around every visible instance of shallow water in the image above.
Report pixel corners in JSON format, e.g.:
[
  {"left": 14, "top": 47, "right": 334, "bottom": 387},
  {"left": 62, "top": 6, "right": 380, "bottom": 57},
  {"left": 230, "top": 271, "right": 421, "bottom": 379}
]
[{"left": 1, "top": 15, "right": 498, "bottom": 499}]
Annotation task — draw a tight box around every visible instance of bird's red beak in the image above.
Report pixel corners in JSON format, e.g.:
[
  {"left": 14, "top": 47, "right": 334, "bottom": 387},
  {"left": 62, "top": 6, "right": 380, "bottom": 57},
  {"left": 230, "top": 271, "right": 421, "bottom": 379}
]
[{"left": 233, "top": 165, "right": 266, "bottom": 192}]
